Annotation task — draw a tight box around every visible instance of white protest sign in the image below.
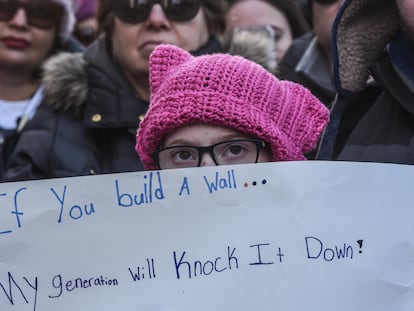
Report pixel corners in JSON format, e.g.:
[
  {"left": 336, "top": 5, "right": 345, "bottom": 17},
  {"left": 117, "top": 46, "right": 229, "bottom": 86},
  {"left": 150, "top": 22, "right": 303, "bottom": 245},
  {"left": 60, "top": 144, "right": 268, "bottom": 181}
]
[{"left": 0, "top": 161, "right": 413, "bottom": 311}]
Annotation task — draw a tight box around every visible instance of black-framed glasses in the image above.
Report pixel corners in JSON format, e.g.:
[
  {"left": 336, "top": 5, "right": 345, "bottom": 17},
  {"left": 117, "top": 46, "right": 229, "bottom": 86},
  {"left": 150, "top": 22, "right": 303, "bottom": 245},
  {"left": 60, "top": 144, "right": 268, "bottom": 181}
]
[
  {"left": 113, "top": 0, "right": 201, "bottom": 24},
  {"left": 151, "top": 139, "right": 267, "bottom": 169},
  {"left": 0, "top": 0, "right": 63, "bottom": 30}
]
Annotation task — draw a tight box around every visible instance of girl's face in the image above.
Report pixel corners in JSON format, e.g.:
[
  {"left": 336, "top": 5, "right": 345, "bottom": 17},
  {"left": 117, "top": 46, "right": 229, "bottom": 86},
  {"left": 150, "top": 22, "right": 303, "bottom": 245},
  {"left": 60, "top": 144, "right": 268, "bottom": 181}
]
[
  {"left": 0, "top": 0, "right": 58, "bottom": 73},
  {"left": 111, "top": 3, "right": 209, "bottom": 93},
  {"left": 226, "top": 0, "right": 293, "bottom": 62},
  {"left": 157, "top": 123, "right": 272, "bottom": 169}
]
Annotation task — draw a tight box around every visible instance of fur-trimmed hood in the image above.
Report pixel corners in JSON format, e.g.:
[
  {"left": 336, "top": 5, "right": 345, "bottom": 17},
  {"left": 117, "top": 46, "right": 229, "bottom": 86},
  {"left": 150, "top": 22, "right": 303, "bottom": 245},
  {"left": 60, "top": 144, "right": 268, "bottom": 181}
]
[
  {"left": 224, "top": 26, "right": 278, "bottom": 75},
  {"left": 42, "top": 52, "right": 88, "bottom": 113},
  {"left": 41, "top": 37, "right": 140, "bottom": 118},
  {"left": 333, "top": 0, "right": 399, "bottom": 95},
  {"left": 40, "top": 37, "right": 148, "bottom": 128},
  {"left": 41, "top": 36, "right": 224, "bottom": 117}
]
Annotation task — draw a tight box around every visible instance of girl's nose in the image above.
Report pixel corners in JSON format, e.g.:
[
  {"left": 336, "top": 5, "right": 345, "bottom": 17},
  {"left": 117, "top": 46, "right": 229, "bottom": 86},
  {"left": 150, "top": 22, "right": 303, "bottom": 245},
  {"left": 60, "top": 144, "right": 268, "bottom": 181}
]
[{"left": 199, "top": 152, "right": 216, "bottom": 167}]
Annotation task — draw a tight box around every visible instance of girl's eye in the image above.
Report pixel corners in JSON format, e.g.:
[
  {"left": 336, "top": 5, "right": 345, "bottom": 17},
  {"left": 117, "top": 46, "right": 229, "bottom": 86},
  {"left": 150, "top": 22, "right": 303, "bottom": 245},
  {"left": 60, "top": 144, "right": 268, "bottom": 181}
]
[
  {"left": 221, "top": 143, "right": 249, "bottom": 158},
  {"left": 176, "top": 151, "right": 192, "bottom": 160},
  {"left": 228, "top": 145, "right": 243, "bottom": 155},
  {"left": 170, "top": 148, "right": 198, "bottom": 162}
]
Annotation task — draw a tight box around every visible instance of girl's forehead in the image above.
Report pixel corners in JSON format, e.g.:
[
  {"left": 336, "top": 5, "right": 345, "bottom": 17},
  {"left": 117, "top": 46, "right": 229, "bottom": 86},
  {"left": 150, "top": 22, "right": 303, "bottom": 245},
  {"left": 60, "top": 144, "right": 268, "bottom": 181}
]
[{"left": 162, "top": 124, "right": 253, "bottom": 147}]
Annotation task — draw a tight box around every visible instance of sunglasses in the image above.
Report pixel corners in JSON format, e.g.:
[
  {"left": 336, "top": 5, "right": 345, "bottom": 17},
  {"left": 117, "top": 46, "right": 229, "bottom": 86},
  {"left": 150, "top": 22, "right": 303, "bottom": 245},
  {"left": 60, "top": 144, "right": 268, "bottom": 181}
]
[
  {"left": 0, "top": 0, "right": 63, "bottom": 30},
  {"left": 113, "top": 0, "right": 201, "bottom": 24},
  {"left": 74, "top": 26, "right": 98, "bottom": 46},
  {"left": 313, "top": 0, "right": 340, "bottom": 5}
]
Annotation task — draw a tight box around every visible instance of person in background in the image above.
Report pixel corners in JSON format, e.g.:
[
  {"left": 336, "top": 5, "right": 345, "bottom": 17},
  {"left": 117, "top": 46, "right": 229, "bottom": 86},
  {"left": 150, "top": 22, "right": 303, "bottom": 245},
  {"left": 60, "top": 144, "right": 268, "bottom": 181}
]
[
  {"left": 136, "top": 44, "right": 329, "bottom": 170},
  {"left": 318, "top": 0, "right": 414, "bottom": 163},
  {"left": 0, "top": 0, "right": 79, "bottom": 180},
  {"left": 73, "top": 0, "right": 98, "bottom": 46},
  {"left": 224, "top": 0, "right": 310, "bottom": 70},
  {"left": 278, "top": 0, "right": 342, "bottom": 109},
  {"left": 293, "top": 0, "right": 312, "bottom": 26},
  {"left": 4, "top": 0, "right": 226, "bottom": 181}
]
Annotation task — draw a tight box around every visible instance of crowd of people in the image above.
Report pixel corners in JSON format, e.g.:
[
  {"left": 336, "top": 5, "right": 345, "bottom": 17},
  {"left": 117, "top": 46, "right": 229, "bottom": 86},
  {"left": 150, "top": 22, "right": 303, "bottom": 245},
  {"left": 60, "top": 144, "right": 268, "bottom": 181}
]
[{"left": 0, "top": 0, "right": 412, "bottom": 182}]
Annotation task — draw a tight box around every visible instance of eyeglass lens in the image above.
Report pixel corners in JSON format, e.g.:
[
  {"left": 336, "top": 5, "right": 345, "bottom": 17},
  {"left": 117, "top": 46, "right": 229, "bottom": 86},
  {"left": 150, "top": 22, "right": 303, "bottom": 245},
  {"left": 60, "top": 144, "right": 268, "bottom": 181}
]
[{"left": 155, "top": 139, "right": 264, "bottom": 169}]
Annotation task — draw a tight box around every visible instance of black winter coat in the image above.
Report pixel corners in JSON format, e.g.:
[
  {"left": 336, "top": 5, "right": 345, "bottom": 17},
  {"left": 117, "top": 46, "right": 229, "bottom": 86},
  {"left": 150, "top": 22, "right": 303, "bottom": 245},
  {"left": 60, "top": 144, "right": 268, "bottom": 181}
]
[
  {"left": 278, "top": 33, "right": 336, "bottom": 109},
  {"left": 0, "top": 36, "right": 85, "bottom": 180},
  {"left": 4, "top": 37, "right": 223, "bottom": 181}
]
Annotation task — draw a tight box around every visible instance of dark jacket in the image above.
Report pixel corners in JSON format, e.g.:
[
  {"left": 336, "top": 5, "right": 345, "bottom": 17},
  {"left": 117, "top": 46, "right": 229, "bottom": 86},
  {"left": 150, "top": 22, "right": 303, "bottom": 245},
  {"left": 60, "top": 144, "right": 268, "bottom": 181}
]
[
  {"left": 0, "top": 36, "right": 84, "bottom": 180},
  {"left": 0, "top": 130, "right": 16, "bottom": 179},
  {"left": 4, "top": 36, "right": 223, "bottom": 181},
  {"left": 277, "top": 32, "right": 336, "bottom": 159},
  {"left": 278, "top": 32, "right": 336, "bottom": 108},
  {"left": 317, "top": 0, "right": 414, "bottom": 164}
]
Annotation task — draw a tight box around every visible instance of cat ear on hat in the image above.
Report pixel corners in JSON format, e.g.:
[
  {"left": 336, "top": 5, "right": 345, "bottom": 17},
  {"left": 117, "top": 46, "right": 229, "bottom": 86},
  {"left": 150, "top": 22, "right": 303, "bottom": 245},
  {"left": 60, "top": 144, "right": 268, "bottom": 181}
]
[
  {"left": 149, "top": 44, "right": 193, "bottom": 93},
  {"left": 280, "top": 81, "right": 330, "bottom": 154}
]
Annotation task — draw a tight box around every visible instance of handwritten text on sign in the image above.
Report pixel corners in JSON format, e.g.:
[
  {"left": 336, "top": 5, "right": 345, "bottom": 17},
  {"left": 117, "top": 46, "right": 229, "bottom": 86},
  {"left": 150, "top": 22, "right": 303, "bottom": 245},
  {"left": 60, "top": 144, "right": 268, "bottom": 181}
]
[{"left": 0, "top": 162, "right": 413, "bottom": 311}]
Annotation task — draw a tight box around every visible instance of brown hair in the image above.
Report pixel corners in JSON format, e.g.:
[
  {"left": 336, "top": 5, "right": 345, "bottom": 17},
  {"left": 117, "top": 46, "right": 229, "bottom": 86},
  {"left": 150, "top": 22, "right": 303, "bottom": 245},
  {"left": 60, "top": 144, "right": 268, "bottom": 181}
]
[{"left": 97, "top": 0, "right": 226, "bottom": 39}]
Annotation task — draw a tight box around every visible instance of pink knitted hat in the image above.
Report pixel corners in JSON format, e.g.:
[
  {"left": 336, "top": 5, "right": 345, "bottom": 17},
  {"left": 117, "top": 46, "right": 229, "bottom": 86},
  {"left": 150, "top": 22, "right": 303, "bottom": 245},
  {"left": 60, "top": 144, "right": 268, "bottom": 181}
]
[{"left": 136, "top": 44, "right": 329, "bottom": 170}]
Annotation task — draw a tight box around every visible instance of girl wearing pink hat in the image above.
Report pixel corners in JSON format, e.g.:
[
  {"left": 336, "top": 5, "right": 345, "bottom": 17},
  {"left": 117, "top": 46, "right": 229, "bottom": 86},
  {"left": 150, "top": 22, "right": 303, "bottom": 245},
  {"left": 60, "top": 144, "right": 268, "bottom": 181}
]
[{"left": 136, "top": 44, "right": 329, "bottom": 170}]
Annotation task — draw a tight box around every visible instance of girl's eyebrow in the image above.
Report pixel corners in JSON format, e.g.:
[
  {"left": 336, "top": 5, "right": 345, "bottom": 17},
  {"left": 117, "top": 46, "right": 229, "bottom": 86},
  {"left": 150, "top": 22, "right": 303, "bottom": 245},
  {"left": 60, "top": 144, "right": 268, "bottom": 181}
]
[{"left": 163, "top": 134, "right": 254, "bottom": 148}]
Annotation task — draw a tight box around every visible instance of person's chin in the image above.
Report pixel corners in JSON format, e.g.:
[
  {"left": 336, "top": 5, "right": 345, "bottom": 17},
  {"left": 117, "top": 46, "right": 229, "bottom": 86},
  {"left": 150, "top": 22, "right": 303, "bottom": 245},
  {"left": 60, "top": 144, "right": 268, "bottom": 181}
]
[{"left": 140, "top": 41, "right": 168, "bottom": 56}]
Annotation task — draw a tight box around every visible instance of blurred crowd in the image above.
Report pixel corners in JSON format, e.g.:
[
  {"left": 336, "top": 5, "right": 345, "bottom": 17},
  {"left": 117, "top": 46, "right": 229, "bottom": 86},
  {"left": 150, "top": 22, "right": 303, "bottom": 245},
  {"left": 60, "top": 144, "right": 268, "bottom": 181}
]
[{"left": 1, "top": 0, "right": 413, "bottom": 182}]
